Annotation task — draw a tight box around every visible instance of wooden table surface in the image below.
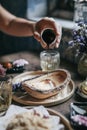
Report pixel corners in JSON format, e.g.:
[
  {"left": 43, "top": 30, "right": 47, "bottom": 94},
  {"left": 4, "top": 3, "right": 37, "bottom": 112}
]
[{"left": 0, "top": 51, "right": 86, "bottom": 129}]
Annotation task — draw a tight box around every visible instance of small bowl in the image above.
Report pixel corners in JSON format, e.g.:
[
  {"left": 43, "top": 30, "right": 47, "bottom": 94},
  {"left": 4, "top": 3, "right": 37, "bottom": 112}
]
[
  {"left": 76, "top": 80, "right": 87, "bottom": 99},
  {"left": 22, "top": 69, "right": 71, "bottom": 99}
]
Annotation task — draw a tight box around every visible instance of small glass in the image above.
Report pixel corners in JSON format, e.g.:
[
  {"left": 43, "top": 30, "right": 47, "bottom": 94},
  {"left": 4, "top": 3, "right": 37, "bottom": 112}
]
[
  {"left": 40, "top": 50, "right": 60, "bottom": 71},
  {"left": 0, "top": 77, "right": 12, "bottom": 114}
]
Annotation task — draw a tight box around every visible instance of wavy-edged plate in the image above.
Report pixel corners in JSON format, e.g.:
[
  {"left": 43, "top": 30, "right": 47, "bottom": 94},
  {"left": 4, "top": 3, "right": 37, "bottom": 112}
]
[
  {"left": 12, "top": 79, "right": 75, "bottom": 106},
  {"left": 22, "top": 69, "right": 71, "bottom": 99},
  {"left": 12, "top": 71, "right": 48, "bottom": 85}
]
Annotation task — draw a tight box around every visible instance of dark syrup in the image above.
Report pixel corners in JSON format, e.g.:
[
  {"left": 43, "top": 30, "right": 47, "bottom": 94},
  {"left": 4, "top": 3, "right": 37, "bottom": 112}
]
[{"left": 42, "top": 29, "right": 56, "bottom": 46}]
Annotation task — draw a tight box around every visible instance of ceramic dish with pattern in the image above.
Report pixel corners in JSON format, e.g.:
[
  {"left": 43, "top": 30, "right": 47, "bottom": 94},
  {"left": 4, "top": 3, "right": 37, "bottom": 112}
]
[
  {"left": 12, "top": 80, "right": 75, "bottom": 106},
  {"left": 22, "top": 69, "right": 71, "bottom": 99}
]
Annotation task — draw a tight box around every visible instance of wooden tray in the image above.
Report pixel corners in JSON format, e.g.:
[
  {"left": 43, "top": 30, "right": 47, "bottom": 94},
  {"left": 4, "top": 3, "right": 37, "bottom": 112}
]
[{"left": 12, "top": 80, "right": 75, "bottom": 106}]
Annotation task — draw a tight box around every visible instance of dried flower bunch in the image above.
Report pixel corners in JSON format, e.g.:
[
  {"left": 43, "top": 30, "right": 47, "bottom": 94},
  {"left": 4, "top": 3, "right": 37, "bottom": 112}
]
[
  {"left": 64, "top": 21, "right": 87, "bottom": 76},
  {"left": 0, "top": 64, "right": 6, "bottom": 76},
  {"left": 68, "top": 21, "right": 87, "bottom": 54}
]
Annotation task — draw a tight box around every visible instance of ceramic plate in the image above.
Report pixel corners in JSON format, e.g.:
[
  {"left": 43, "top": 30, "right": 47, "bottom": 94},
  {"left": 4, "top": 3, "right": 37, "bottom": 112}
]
[{"left": 12, "top": 79, "right": 75, "bottom": 106}]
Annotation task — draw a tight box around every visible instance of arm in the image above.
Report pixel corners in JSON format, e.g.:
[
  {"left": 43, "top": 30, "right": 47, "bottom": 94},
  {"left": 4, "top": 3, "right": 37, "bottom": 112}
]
[
  {"left": 0, "top": 4, "right": 35, "bottom": 37},
  {"left": 0, "top": 4, "right": 62, "bottom": 49}
]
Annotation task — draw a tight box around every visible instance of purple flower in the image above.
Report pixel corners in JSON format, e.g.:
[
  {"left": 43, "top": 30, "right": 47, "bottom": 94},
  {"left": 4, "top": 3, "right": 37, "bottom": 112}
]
[
  {"left": 68, "top": 41, "right": 74, "bottom": 46},
  {"left": 68, "top": 21, "right": 87, "bottom": 53},
  {"left": 0, "top": 64, "right": 6, "bottom": 76},
  {"left": 13, "top": 59, "right": 29, "bottom": 67}
]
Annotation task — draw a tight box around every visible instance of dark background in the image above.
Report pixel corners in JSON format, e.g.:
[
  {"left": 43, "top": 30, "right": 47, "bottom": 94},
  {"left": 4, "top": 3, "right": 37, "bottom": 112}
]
[
  {"left": 0, "top": 0, "right": 73, "bottom": 55},
  {"left": 0, "top": 0, "right": 43, "bottom": 55},
  {"left": 47, "top": 0, "right": 74, "bottom": 20}
]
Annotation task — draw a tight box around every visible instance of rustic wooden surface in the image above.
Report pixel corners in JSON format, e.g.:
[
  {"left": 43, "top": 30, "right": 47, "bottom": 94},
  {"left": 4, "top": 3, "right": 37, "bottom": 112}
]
[{"left": 0, "top": 51, "right": 85, "bottom": 129}]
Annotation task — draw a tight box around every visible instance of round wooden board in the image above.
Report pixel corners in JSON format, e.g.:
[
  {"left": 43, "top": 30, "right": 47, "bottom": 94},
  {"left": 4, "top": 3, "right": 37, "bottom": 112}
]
[
  {"left": 44, "top": 108, "right": 72, "bottom": 130},
  {"left": 24, "top": 106, "right": 73, "bottom": 130},
  {"left": 12, "top": 80, "right": 75, "bottom": 106},
  {"left": 0, "top": 105, "right": 72, "bottom": 130}
]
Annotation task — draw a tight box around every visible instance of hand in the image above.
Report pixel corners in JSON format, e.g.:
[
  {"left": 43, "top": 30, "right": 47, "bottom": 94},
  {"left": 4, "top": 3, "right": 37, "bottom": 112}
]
[{"left": 34, "top": 17, "right": 62, "bottom": 49}]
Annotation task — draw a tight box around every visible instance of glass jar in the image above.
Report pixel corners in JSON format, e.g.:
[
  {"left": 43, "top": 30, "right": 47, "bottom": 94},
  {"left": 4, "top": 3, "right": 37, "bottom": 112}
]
[
  {"left": 0, "top": 77, "right": 12, "bottom": 114},
  {"left": 74, "top": 0, "right": 87, "bottom": 22},
  {"left": 78, "top": 53, "right": 87, "bottom": 77},
  {"left": 40, "top": 50, "right": 60, "bottom": 71}
]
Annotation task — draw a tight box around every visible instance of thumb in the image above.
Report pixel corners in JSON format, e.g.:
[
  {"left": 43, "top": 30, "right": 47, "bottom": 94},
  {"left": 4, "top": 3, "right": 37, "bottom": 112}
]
[
  {"left": 34, "top": 31, "right": 41, "bottom": 42},
  {"left": 34, "top": 31, "right": 47, "bottom": 49}
]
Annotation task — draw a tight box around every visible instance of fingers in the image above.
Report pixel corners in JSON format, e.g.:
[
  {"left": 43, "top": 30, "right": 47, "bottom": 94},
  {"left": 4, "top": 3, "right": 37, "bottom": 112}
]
[
  {"left": 49, "top": 35, "right": 61, "bottom": 49},
  {"left": 55, "top": 41, "right": 60, "bottom": 48},
  {"left": 55, "top": 24, "right": 62, "bottom": 48},
  {"left": 34, "top": 31, "right": 40, "bottom": 42},
  {"left": 45, "top": 17, "right": 61, "bottom": 35},
  {"left": 34, "top": 17, "right": 62, "bottom": 49}
]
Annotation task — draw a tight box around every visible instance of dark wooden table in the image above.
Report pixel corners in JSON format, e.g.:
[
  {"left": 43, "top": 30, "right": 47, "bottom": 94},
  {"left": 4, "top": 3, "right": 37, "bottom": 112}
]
[{"left": 0, "top": 51, "right": 85, "bottom": 129}]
